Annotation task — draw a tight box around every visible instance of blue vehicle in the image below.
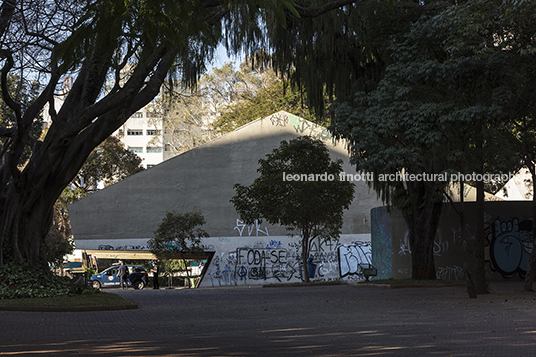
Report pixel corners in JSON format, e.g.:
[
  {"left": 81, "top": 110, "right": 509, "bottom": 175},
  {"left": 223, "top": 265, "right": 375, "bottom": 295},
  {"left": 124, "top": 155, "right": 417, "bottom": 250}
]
[{"left": 90, "top": 265, "right": 148, "bottom": 290}]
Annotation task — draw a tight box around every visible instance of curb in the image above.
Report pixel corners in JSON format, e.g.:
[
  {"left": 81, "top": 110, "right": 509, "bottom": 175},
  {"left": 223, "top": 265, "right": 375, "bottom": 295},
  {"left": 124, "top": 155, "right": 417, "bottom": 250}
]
[
  {"left": 263, "top": 281, "right": 347, "bottom": 288},
  {"left": 0, "top": 304, "right": 138, "bottom": 312},
  {"left": 353, "top": 283, "right": 466, "bottom": 289}
]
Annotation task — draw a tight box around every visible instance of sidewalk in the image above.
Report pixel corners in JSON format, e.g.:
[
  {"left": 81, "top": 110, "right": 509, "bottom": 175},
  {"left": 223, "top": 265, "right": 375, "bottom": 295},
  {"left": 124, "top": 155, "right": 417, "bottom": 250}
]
[{"left": 0, "top": 281, "right": 534, "bottom": 356}]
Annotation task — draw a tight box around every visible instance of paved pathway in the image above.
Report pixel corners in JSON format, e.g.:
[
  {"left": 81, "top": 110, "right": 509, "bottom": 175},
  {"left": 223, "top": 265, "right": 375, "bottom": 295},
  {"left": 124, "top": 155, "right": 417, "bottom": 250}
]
[{"left": 1, "top": 281, "right": 535, "bottom": 356}]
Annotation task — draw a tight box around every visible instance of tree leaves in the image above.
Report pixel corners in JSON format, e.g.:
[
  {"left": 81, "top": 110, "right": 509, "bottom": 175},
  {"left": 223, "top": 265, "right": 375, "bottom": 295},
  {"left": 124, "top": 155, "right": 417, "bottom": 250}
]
[
  {"left": 231, "top": 136, "right": 355, "bottom": 241},
  {"left": 148, "top": 210, "right": 208, "bottom": 258}
]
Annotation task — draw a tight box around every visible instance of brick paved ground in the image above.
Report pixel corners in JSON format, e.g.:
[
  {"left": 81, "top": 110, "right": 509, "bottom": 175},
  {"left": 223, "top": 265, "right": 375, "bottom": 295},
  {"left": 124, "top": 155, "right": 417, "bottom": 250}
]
[{"left": 1, "top": 281, "right": 535, "bottom": 356}]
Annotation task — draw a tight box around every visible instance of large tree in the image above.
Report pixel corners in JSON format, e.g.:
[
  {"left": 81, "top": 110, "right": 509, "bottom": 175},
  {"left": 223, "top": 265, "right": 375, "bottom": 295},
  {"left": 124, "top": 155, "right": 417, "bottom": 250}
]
[
  {"left": 0, "top": 0, "right": 360, "bottom": 267},
  {"left": 331, "top": 0, "right": 524, "bottom": 283},
  {"left": 231, "top": 136, "right": 355, "bottom": 282},
  {"left": 45, "top": 135, "right": 144, "bottom": 265},
  {"left": 154, "top": 61, "right": 281, "bottom": 155},
  {"left": 494, "top": 1, "right": 536, "bottom": 291},
  {"left": 265, "top": 0, "right": 447, "bottom": 116},
  {"left": 212, "top": 71, "right": 329, "bottom": 133},
  {"left": 154, "top": 59, "right": 327, "bottom": 155},
  {"left": 148, "top": 210, "right": 208, "bottom": 286},
  {"left": 74, "top": 136, "right": 144, "bottom": 192}
]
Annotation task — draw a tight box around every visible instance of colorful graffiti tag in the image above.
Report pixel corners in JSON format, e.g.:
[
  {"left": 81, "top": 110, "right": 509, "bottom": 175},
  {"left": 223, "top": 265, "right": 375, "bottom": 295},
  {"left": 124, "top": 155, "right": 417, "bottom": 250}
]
[
  {"left": 490, "top": 218, "right": 532, "bottom": 278},
  {"left": 204, "top": 238, "right": 373, "bottom": 287},
  {"left": 338, "top": 242, "right": 372, "bottom": 278}
]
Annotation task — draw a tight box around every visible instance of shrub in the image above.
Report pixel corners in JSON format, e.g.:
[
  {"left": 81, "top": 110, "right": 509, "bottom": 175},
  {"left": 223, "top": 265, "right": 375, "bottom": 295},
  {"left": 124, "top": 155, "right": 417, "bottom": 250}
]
[{"left": 0, "top": 265, "right": 97, "bottom": 299}]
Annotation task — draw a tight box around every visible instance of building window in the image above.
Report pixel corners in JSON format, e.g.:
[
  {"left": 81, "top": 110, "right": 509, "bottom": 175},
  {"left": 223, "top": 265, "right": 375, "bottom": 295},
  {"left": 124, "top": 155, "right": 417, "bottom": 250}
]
[
  {"left": 146, "top": 146, "right": 162, "bottom": 153},
  {"left": 131, "top": 112, "right": 143, "bottom": 118},
  {"left": 128, "top": 147, "right": 143, "bottom": 153},
  {"left": 146, "top": 129, "right": 161, "bottom": 136},
  {"left": 127, "top": 129, "right": 143, "bottom": 136}
]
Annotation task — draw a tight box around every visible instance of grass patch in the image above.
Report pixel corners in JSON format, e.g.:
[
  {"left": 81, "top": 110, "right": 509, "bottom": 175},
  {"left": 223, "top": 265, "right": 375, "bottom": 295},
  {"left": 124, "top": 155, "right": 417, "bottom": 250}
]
[
  {"left": 0, "top": 291, "right": 133, "bottom": 308},
  {"left": 365, "top": 278, "right": 463, "bottom": 285}
]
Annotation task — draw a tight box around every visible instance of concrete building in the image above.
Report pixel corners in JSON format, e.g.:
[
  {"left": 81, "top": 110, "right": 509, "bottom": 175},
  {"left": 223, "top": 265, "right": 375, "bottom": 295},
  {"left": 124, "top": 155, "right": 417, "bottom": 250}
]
[
  {"left": 495, "top": 168, "right": 533, "bottom": 201},
  {"left": 373, "top": 200, "right": 534, "bottom": 282},
  {"left": 69, "top": 111, "right": 382, "bottom": 286},
  {"left": 114, "top": 108, "right": 167, "bottom": 169}
]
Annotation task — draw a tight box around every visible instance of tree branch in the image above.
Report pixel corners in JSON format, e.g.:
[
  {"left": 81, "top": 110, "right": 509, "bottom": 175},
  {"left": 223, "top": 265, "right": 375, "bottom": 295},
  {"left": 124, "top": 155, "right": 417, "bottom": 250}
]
[
  {"left": 295, "top": 0, "right": 451, "bottom": 18},
  {"left": 296, "top": 0, "right": 365, "bottom": 18},
  {"left": 0, "top": 49, "right": 22, "bottom": 128},
  {"left": 0, "top": 0, "right": 15, "bottom": 40}
]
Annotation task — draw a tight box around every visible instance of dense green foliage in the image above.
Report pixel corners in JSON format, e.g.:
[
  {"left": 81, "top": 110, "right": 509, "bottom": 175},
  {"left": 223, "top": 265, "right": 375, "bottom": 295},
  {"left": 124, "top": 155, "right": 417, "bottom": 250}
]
[
  {"left": 148, "top": 210, "right": 208, "bottom": 285},
  {"left": 76, "top": 136, "right": 145, "bottom": 191},
  {"left": 265, "top": 0, "right": 429, "bottom": 116},
  {"left": 330, "top": 0, "right": 536, "bottom": 282},
  {"left": 148, "top": 210, "right": 208, "bottom": 258},
  {"left": 212, "top": 77, "right": 328, "bottom": 133},
  {"left": 0, "top": 265, "right": 96, "bottom": 299},
  {"left": 3, "top": 0, "right": 342, "bottom": 267},
  {"left": 231, "top": 136, "right": 355, "bottom": 281}
]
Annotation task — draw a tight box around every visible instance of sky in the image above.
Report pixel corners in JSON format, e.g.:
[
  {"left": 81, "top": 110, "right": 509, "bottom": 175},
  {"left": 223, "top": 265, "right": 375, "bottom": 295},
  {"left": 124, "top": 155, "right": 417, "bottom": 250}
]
[{"left": 208, "top": 44, "right": 244, "bottom": 72}]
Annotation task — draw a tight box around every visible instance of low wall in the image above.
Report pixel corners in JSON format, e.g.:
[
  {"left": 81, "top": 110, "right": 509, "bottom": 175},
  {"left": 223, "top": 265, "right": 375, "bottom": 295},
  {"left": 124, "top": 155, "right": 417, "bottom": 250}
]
[
  {"left": 371, "top": 201, "right": 534, "bottom": 281},
  {"left": 199, "top": 234, "right": 371, "bottom": 287}
]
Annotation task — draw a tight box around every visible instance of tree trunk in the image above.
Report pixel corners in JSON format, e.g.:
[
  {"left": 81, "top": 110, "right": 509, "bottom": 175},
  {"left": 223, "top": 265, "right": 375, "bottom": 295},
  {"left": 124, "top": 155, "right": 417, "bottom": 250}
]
[
  {"left": 183, "top": 257, "right": 191, "bottom": 288},
  {"left": 404, "top": 181, "right": 443, "bottom": 280},
  {"left": 460, "top": 180, "right": 477, "bottom": 298},
  {"left": 474, "top": 174, "right": 489, "bottom": 294},
  {"left": 2, "top": 176, "right": 65, "bottom": 266},
  {"left": 0, "top": 45, "right": 177, "bottom": 267},
  {"left": 524, "top": 164, "right": 536, "bottom": 291},
  {"left": 302, "top": 231, "right": 310, "bottom": 283}
]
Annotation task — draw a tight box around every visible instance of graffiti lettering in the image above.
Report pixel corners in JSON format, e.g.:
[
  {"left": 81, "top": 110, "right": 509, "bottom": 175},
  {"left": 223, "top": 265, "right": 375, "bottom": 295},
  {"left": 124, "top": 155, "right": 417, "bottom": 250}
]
[
  {"left": 233, "top": 219, "right": 269, "bottom": 237},
  {"left": 436, "top": 265, "right": 464, "bottom": 280},
  {"left": 266, "top": 240, "right": 283, "bottom": 249},
  {"left": 205, "top": 238, "right": 373, "bottom": 287},
  {"left": 269, "top": 113, "right": 289, "bottom": 127},
  {"left": 399, "top": 232, "right": 411, "bottom": 256},
  {"left": 490, "top": 218, "right": 532, "bottom": 278},
  {"left": 338, "top": 241, "right": 372, "bottom": 279},
  {"left": 98, "top": 244, "right": 149, "bottom": 251},
  {"left": 433, "top": 234, "right": 449, "bottom": 257}
]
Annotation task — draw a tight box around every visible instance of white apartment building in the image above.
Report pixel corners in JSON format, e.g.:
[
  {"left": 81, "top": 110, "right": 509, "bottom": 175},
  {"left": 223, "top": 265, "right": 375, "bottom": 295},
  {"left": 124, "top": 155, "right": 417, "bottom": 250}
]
[{"left": 114, "top": 109, "right": 167, "bottom": 169}]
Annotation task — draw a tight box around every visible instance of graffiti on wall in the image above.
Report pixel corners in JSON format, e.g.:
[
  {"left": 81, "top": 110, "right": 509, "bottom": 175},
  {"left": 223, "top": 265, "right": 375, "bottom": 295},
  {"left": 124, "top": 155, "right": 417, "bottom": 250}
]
[
  {"left": 399, "top": 233, "right": 411, "bottom": 256},
  {"left": 398, "top": 231, "right": 449, "bottom": 257},
  {"left": 267, "top": 112, "right": 344, "bottom": 147},
  {"left": 206, "top": 240, "right": 302, "bottom": 286},
  {"left": 490, "top": 218, "right": 532, "bottom": 279},
  {"left": 436, "top": 265, "right": 464, "bottom": 280},
  {"left": 236, "top": 246, "right": 300, "bottom": 282},
  {"left": 371, "top": 206, "right": 392, "bottom": 279},
  {"left": 269, "top": 112, "right": 289, "bottom": 127},
  {"left": 449, "top": 217, "right": 533, "bottom": 280},
  {"left": 204, "top": 237, "right": 373, "bottom": 287},
  {"left": 98, "top": 244, "right": 149, "bottom": 251},
  {"left": 338, "top": 242, "right": 372, "bottom": 278},
  {"left": 233, "top": 219, "right": 269, "bottom": 237}
]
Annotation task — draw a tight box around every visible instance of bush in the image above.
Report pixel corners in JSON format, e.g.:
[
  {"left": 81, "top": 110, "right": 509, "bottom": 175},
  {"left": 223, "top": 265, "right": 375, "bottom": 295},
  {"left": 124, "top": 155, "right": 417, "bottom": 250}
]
[{"left": 0, "top": 265, "right": 97, "bottom": 299}]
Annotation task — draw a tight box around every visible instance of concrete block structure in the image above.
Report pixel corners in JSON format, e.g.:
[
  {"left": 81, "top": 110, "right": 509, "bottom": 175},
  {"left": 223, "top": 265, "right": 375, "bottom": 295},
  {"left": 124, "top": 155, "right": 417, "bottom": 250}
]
[
  {"left": 69, "top": 111, "right": 383, "bottom": 286},
  {"left": 372, "top": 201, "right": 533, "bottom": 282}
]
